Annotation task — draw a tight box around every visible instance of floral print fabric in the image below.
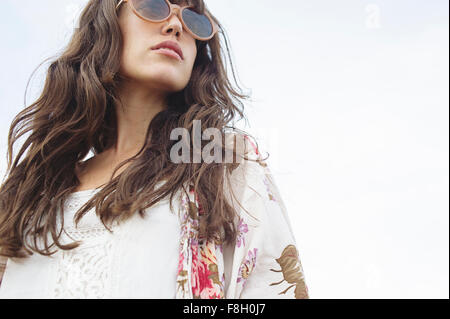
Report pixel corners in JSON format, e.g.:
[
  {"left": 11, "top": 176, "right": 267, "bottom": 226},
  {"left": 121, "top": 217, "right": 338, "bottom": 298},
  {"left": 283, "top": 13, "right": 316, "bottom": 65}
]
[
  {"left": 176, "top": 134, "right": 309, "bottom": 299},
  {"left": 176, "top": 184, "right": 225, "bottom": 299}
]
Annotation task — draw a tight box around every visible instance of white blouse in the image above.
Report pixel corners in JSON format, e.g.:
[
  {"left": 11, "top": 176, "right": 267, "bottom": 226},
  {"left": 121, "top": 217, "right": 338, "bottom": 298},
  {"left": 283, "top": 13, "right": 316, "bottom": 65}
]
[{"left": 0, "top": 184, "right": 181, "bottom": 299}]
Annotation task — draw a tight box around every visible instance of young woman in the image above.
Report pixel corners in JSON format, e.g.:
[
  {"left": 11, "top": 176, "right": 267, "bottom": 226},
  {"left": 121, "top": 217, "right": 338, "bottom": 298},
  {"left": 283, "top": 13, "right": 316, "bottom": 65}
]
[{"left": 0, "top": 0, "right": 309, "bottom": 299}]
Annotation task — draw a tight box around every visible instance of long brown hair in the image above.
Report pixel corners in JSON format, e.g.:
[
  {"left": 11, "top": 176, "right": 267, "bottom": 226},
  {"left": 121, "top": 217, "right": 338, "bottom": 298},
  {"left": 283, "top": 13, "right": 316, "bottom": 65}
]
[{"left": 0, "top": 0, "right": 263, "bottom": 258}]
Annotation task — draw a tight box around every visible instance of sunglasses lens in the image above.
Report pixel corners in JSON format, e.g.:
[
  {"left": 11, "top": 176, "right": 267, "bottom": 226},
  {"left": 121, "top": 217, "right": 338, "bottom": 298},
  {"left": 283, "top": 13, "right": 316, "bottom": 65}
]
[
  {"left": 182, "top": 8, "right": 213, "bottom": 39},
  {"left": 132, "top": 0, "right": 170, "bottom": 20}
]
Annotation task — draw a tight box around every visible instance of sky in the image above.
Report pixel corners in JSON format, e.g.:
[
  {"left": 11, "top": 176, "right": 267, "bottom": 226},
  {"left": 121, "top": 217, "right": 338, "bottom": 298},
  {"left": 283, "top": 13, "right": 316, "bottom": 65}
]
[{"left": 0, "top": 0, "right": 448, "bottom": 298}]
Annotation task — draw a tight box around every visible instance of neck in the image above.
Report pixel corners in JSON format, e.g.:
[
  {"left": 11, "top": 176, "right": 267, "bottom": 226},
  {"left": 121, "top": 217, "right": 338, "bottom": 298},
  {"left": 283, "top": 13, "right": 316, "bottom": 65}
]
[{"left": 110, "top": 80, "right": 168, "bottom": 159}]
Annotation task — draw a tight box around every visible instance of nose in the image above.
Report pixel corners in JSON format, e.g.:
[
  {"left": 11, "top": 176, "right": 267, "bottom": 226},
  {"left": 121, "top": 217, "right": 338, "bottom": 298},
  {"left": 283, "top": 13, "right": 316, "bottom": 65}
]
[{"left": 161, "top": 7, "right": 183, "bottom": 38}]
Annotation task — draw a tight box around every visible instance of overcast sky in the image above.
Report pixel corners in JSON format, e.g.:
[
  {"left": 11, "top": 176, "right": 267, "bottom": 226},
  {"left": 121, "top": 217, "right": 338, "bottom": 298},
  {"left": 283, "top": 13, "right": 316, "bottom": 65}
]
[{"left": 0, "top": 0, "right": 448, "bottom": 298}]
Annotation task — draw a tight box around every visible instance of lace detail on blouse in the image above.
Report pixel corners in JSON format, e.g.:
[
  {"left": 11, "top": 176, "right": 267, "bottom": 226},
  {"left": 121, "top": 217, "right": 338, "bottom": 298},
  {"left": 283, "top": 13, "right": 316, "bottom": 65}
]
[
  {"left": 53, "top": 231, "right": 114, "bottom": 298},
  {"left": 53, "top": 189, "right": 116, "bottom": 299}
]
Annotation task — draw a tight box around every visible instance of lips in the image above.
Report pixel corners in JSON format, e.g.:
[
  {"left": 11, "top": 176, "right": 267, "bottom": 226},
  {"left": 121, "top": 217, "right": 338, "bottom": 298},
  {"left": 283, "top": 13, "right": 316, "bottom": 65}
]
[{"left": 151, "top": 40, "right": 184, "bottom": 60}]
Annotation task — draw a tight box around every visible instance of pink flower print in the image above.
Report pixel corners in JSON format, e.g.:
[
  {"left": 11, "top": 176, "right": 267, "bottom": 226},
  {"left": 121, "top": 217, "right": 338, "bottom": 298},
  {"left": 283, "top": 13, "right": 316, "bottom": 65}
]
[
  {"left": 236, "top": 217, "right": 248, "bottom": 248},
  {"left": 237, "top": 248, "right": 258, "bottom": 286},
  {"left": 263, "top": 177, "right": 276, "bottom": 202},
  {"left": 191, "top": 247, "right": 213, "bottom": 298},
  {"left": 177, "top": 250, "right": 185, "bottom": 274},
  {"left": 221, "top": 273, "right": 226, "bottom": 288},
  {"left": 200, "top": 287, "right": 222, "bottom": 299}
]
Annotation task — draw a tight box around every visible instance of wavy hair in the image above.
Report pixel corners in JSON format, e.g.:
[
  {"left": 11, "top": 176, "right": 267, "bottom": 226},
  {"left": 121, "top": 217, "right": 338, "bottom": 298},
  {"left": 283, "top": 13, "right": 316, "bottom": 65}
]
[{"left": 0, "top": 0, "right": 264, "bottom": 258}]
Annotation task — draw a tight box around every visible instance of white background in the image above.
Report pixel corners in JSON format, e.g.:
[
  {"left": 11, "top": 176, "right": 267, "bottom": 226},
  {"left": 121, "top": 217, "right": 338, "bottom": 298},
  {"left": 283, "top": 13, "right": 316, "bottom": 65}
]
[{"left": 0, "top": 0, "right": 448, "bottom": 298}]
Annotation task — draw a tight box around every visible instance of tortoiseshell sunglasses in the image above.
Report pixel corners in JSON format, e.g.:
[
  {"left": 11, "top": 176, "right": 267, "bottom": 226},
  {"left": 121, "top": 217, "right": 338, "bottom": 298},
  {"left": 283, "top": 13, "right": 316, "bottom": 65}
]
[{"left": 116, "top": 0, "right": 218, "bottom": 41}]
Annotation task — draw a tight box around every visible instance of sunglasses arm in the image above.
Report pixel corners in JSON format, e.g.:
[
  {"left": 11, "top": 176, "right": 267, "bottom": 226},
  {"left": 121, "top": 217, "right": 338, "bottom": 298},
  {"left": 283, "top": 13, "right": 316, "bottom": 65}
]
[{"left": 116, "top": 0, "right": 126, "bottom": 10}]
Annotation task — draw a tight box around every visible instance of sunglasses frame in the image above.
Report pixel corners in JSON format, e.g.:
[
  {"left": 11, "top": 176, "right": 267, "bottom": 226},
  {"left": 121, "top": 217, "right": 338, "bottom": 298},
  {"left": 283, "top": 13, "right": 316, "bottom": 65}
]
[{"left": 116, "top": 0, "right": 218, "bottom": 41}]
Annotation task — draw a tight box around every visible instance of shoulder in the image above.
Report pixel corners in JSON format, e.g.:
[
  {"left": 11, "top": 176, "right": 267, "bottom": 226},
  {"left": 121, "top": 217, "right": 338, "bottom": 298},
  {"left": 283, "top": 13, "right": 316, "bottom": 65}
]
[
  {"left": 223, "top": 130, "right": 268, "bottom": 178},
  {"left": 224, "top": 129, "right": 268, "bottom": 173},
  {"left": 222, "top": 130, "right": 272, "bottom": 222},
  {"left": 223, "top": 129, "right": 262, "bottom": 158}
]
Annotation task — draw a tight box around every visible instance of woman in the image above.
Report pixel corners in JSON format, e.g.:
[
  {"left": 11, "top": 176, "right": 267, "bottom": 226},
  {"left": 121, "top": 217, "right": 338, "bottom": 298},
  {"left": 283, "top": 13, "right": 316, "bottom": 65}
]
[{"left": 0, "top": 0, "right": 308, "bottom": 299}]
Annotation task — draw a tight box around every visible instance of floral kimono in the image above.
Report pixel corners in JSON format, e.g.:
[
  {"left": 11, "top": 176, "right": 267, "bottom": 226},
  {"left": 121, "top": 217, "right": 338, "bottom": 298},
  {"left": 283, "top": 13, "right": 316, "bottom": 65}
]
[{"left": 175, "top": 135, "right": 309, "bottom": 299}]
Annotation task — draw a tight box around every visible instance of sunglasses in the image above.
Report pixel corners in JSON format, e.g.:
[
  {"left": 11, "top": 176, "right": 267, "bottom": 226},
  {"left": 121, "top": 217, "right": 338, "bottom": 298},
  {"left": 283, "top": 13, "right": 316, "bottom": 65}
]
[{"left": 116, "top": 0, "right": 218, "bottom": 41}]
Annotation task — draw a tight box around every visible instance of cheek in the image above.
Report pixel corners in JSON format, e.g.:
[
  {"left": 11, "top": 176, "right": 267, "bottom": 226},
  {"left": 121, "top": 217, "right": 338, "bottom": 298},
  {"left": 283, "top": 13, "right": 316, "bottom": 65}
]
[
  {"left": 119, "top": 35, "right": 149, "bottom": 75},
  {"left": 187, "top": 44, "right": 198, "bottom": 70},
  {"left": 118, "top": 44, "right": 136, "bottom": 78},
  {"left": 119, "top": 19, "right": 153, "bottom": 65}
]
